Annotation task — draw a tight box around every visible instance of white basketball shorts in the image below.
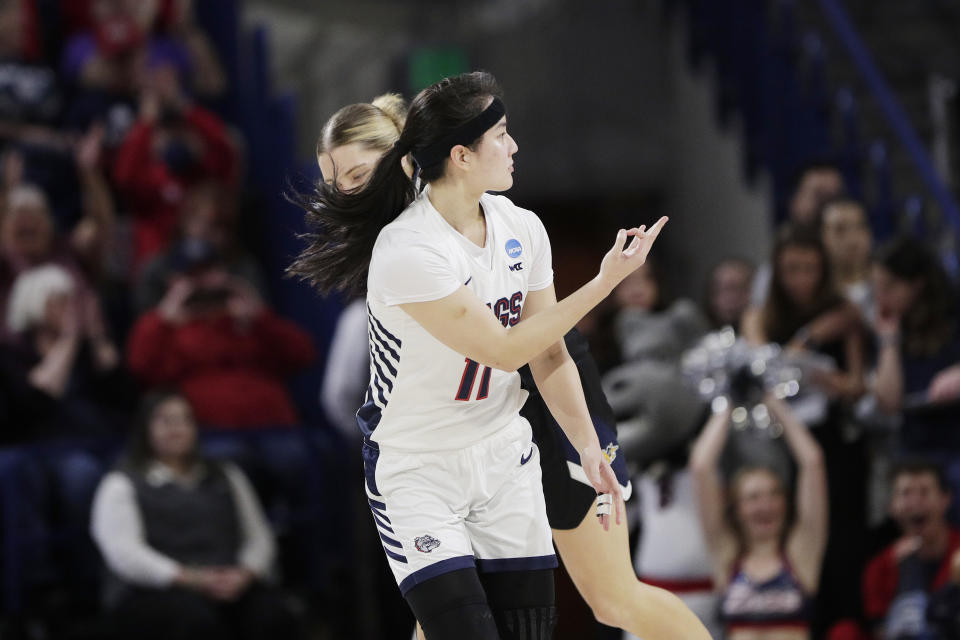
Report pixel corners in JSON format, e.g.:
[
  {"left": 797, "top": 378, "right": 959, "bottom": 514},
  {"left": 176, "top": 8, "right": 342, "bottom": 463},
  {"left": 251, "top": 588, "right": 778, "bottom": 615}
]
[{"left": 361, "top": 415, "right": 557, "bottom": 595}]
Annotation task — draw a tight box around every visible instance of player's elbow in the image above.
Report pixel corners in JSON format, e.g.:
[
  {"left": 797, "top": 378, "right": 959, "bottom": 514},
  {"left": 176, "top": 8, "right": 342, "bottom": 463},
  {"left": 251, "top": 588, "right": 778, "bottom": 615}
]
[
  {"left": 485, "top": 353, "right": 524, "bottom": 373},
  {"left": 471, "top": 342, "right": 526, "bottom": 372}
]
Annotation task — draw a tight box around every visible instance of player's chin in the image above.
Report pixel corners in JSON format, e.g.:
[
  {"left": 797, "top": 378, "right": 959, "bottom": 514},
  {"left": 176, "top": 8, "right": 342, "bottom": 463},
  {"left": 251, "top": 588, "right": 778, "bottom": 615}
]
[{"left": 492, "top": 174, "right": 514, "bottom": 192}]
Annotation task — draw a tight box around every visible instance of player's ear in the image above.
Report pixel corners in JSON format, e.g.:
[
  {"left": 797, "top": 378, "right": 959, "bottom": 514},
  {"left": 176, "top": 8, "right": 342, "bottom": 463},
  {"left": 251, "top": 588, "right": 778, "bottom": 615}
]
[{"left": 448, "top": 144, "right": 471, "bottom": 171}]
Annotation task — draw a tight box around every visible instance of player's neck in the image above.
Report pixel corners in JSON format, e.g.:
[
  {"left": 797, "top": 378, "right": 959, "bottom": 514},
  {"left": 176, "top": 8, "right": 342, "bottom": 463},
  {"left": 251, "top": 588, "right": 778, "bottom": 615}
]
[{"left": 427, "top": 180, "right": 486, "bottom": 242}]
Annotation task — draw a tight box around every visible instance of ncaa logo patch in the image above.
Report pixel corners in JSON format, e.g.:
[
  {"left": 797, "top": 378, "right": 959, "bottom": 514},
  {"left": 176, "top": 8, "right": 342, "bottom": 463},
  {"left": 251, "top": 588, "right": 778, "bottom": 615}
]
[
  {"left": 414, "top": 534, "right": 441, "bottom": 553},
  {"left": 505, "top": 239, "right": 523, "bottom": 259}
]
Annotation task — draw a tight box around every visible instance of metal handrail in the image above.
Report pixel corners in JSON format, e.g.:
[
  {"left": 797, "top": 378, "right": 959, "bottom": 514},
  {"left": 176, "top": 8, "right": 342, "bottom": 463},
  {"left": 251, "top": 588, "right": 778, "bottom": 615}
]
[{"left": 816, "top": 0, "right": 960, "bottom": 232}]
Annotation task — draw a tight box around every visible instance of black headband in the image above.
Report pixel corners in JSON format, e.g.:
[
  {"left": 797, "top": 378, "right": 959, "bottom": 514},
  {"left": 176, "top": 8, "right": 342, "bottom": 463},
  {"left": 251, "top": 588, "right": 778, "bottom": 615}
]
[{"left": 411, "top": 97, "right": 506, "bottom": 170}]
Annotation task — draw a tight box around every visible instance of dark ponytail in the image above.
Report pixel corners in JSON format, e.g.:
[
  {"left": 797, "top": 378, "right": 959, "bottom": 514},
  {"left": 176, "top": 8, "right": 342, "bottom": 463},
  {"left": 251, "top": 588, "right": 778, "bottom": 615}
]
[
  {"left": 286, "top": 144, "right": 416, "bottom": 296},
  {"left": 287, "top": 71, "right": 503, "bottom": 297}
]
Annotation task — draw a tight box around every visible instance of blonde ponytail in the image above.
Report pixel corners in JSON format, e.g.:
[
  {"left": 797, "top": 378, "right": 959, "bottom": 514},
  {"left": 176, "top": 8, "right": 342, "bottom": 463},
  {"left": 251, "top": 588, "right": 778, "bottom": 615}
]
[
  {"left": 316, "top": 95, "right": 409, "bottom": 158},
  {"left": 371, "top": 93, "right": 407, "bottom": 134}
]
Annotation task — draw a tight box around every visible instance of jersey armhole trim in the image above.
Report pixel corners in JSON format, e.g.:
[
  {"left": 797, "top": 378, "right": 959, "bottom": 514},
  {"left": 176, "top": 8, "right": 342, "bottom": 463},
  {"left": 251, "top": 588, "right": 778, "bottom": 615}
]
[{"left": 377, "top": 282, "right": 462, "bottom": 307}]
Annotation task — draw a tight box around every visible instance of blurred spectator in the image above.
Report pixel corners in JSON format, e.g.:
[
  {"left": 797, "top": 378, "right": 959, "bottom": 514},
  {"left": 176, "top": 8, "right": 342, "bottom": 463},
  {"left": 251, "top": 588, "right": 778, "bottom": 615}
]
[
  {"left": 126, "top": 258, "right": 315, "bottom": 428},
  {"left": 788, "top": 160, "right": 846, "bottom": 229},
  {"left": 742, "top": 225, "right": 868, "bottom": 630},
  {"left": 134, "top": 180, "right": 266, "bottom": 314},
  {"left": 0, "top": 264, "right": 131, "bottom": 599},
  {"left": 627, "top": 449, "right": 721, "bottom": 639},
  {"left": 871, "top": 237, "right": 960, "bottom": 453},
  {"left": 113, "top": 64, "right": 236, "bottom": 267},
  {"left": 603, "top": 286, "right": 718, "bottom": 636},
  {"left": 320, "top": 297, "right": 367, "bottom": 442},
  {"left": 159, "top": 0, "right": 227, "bottom": 99},
  {"left": 0, "top": 0, "right": 65, "bottom": 149},
  {"left": 62, "top": 0, "right": 185, "bottom": 94},
  {"left": 2, "top": 264, "right": 130, "bottom": 436},
  {"left": 613, "top": 257, "right": 708, "bottom": 364},
  {"left": 0, "top": 122, "right": 116, "bottom": 333},
  {"left": 752, "top": 161, "right": 847, "bottom": 308},
  {"left": 926, "top": 547, "right": 960, "bottom": 639},
  {"left": 90, "top": 390, "right": 303, "bottom": 640},
  {"left": 821, "top": 197, "right": 874, "bottom": 322},
  {"left": 703, "top": 257, "right": 755, "bottom": 331},
  {"left": 862, "top": 459, "right": 959, "bottom": 640},
  {"left": 60, "top": 0, "right": 225, "bottom": 98},
  {"left": 742, "top": 226, "right": 865, "bottom": 402},
  {"left": 690, "top": 395, "right": 827, "bottom": 640}
]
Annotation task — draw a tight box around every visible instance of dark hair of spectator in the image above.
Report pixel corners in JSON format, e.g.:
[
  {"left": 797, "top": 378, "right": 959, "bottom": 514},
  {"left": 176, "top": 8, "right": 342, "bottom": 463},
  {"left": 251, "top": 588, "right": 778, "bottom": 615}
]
[
  {"left": 702, "top": 256, "right": 755, "bottom": 329},
  {"left": 875, "top": 236, "right": 956, "bottom": 357},
  {"left": 286, "top": 71, "right": 503, "bottom": 297},
  {"left": 630, "top": 254, "right": 672, "bottom": 313},
  {"left": 763, "top": 225, "right": 844, "bottom": 344},
  {"left": 788, "top": 157, "right": 843, "bottom": 196},
  {"left": 889, "top": 457, "right": 950, "bottom": 494},
  {"left": 123, "top": 390, "right": 200, "bottom": 472}
]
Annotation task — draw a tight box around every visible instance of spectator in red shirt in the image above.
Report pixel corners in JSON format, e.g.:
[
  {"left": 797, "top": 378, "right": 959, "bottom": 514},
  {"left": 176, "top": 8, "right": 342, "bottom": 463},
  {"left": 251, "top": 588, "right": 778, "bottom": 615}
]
[
  {"left": 126, "top": 246, "right": 315, "bottom": 429},
  {"left": 863, "top": 459, "right": 960, "bottom": 639},
  {"left": 113, "top": 65, "right": 236, "bottom": 267}
]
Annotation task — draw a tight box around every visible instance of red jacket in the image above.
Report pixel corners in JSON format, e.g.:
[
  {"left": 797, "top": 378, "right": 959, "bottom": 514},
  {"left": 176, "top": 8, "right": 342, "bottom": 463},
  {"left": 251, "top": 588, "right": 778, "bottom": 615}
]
[
  {"left": 862, "top": 527, "right": 960, "bottom": 623},
  {"left": 127, "top": 309, "right": 316, "bottom": 428},
  {"left": 113, "top": 105, "right": 237, "bottom": 267}
]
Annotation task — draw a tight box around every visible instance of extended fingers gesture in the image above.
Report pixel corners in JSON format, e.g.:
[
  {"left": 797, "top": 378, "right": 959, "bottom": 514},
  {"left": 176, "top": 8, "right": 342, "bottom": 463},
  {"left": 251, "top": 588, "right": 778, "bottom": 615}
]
[{"left": 598, "top": 216, "right": 668, "bottom": 292}]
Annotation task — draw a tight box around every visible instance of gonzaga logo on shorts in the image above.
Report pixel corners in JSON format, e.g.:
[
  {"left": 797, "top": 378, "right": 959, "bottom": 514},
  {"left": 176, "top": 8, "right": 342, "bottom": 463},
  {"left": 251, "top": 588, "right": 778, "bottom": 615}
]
[
  {"left": 414, "top": 534, "right": 440, "bottom": 553},
  {"left": 505, "top": 239, "right": 523, "bottom": 259}
]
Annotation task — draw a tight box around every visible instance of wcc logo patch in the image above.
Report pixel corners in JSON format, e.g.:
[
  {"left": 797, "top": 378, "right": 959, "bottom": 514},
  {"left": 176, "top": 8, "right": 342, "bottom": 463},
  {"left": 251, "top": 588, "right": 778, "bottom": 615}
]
[
  {"left": 505, "top": 238, "right": 523, "bottom": 259},
  {"left": 414, "top": 534, "right": 441, "bottom": 553}
]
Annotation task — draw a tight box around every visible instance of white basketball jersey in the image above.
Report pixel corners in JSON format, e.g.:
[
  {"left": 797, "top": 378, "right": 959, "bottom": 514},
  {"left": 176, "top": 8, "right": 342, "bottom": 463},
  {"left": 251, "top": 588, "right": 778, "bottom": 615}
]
[{"left": 360, "top": 187, "right": 553, "bottom": 452}]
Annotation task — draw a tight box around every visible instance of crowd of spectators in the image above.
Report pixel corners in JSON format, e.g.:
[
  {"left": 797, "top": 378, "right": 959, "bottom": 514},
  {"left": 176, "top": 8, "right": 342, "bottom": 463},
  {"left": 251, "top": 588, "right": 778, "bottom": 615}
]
[
  {"left": 2, "top": 1, "right": 960, "bottom": 639},
  {"left": 0, "top": 1, "right": 331, "bottom": 638},
  {"left": 595, "top": 160, "right": 960, "bottom": 640}
]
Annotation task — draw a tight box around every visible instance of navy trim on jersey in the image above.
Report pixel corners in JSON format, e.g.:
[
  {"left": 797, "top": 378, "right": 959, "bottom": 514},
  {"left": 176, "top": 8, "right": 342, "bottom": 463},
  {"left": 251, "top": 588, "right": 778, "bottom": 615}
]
[
  {"left": 398, "top": 555, "right": 477, "bottom": 596},
  {"left": 369, "top": 319, "right": 401, "bottom": 362},
  {"left": 369, "top": 350, "right": 394, "bottom": 394},
  {"left": 384, "top": 546, "right": 408, "bottom": 564},
  {"left": 371, "top": 511, "right": 394, "bottom": 533},
  {"left": 368, "top": 304, "right": 402, "bottom": 349},
  {"left": 370, "top": 344, "right": 398, "bottom": 386},
  {"left": 368, "top": 498, "right": 390, "bottom": 519},
  {"left": 358, "top": 306, "right": 401, "bottom": 440},
  {"left": 475, "top": 554, "right": 558, "bottom": 573},
  {"left": 379, "top": 530, "right": 404, "bottom": 549},
  {"left": 362, "top": 441, "right": 381, "bottom": 496},
  {"left": 357, "top": 390, "right": 382, "bottom": 438}
]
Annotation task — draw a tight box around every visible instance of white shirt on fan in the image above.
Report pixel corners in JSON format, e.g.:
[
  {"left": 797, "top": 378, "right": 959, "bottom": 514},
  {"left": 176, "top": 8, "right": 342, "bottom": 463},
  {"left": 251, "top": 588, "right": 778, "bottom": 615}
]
[{"left": 361, "top": 186, "right": 553, "bottom": 452}]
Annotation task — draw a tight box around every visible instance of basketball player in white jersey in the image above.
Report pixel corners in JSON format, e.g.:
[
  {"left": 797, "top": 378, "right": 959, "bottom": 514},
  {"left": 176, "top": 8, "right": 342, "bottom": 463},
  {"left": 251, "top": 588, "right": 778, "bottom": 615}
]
[
  {"left": 290, "top": 71, "right": 674, "bottom": 640},
  {"left": 312, "top": 92, "right": 714, "bottom": 640}
]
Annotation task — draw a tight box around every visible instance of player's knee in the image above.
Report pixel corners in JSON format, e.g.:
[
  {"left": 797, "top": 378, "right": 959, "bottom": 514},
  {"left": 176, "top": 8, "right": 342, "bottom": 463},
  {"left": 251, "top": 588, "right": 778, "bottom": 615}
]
[
  {"left": 576, "top": 584, "right": 627, "bottom": 628},
  {"left": 404, "top": 569, "right": 500, "bottom": 640},
  {"left": 480, "top": 569, "right": 557, "bottom": 640},
  {"left": 588, "top": 599, "right": 624, "bottom": 629},
  {"left": 490, "top": 606, "right": 558, "bottom": 639}
]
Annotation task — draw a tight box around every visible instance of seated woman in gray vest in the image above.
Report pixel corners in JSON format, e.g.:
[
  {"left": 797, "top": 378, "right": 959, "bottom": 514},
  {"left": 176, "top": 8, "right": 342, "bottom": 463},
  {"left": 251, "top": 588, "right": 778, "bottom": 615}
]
[{"left": 90, "top": 391, "right": 303, "bottom": 640}]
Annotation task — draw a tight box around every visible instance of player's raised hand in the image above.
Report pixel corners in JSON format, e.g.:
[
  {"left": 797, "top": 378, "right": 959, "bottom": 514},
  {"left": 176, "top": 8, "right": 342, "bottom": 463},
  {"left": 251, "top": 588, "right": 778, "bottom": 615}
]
[{"left": 598, "top": 216, "right": 668, "bottom": 292}]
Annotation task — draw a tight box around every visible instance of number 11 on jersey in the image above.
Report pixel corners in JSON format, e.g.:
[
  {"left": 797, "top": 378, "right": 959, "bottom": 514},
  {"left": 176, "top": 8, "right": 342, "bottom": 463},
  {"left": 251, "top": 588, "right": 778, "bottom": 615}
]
[{"left": 455, "top": 358, "right": 492, "bottom": 401}]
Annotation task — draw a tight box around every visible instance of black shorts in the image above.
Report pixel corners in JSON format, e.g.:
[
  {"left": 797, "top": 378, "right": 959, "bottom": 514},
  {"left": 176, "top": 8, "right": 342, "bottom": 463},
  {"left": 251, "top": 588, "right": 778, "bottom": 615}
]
[{"left": 519, "top": 329, "right": 630, "bottom": 530}]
